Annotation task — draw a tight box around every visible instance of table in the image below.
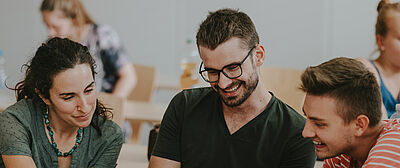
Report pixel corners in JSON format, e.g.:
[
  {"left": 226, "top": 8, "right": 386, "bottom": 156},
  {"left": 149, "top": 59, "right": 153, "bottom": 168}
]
[
  {"left": 90, "top": 92, "right": 169, "bottom": 127},
  {"left": 117, "top": 143, "right": 149, "bottom": 168},
  {"left": 314, "top": 161, "right": 323, "bottom": 168},
  {"left": 123, "top": 101, "right": 167, "bottom": 123}
]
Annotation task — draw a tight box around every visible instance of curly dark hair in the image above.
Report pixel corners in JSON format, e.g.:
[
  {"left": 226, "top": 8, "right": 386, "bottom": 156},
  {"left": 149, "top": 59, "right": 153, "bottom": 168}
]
[{"left": 14, "top": 37, "right": 112, "bottom": 135}]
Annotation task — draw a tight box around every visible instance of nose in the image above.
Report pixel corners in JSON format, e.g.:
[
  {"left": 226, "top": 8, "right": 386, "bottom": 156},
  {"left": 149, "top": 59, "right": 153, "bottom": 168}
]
[
  {"left": 302, "top": 120, "right": 315, "bottom": 138},
  {"left": 76, "top": 96, "right": 89, "bottom": 111},
  {"left": 217, "top": 72, "right": 233, "bottom": 89}
]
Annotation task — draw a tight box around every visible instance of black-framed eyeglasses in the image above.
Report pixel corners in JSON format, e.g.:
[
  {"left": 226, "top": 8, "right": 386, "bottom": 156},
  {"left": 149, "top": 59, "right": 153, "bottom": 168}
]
[{"left": 199, "top": 47, "right": 255, "bottom": 83}]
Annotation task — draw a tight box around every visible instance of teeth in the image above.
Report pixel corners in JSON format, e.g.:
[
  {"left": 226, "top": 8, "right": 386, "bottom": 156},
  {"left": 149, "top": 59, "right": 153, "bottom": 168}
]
[
  {"left": 313, "top": 141, "right": 323, "bottom": 145},
  {"left": 225, "top": 84, "right": 240, "bottom": 92}
]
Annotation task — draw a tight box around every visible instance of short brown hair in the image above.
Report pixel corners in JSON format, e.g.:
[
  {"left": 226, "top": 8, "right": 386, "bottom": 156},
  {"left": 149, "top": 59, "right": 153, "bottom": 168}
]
[
  {"left": 196, "top": 8, "right": 259, "bottom": 50},
  {"left": 299, "top": 57, "right": 382, "bottom": 126}
]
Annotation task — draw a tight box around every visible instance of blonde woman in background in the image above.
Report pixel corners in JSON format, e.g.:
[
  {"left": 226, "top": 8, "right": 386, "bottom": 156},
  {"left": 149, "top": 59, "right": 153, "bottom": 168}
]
[
  {"left": 40, "top": 0, "right": 137, "bottom": 98},
  {"left": 359, "top": 0, "right": 400, "bottom": 119}
]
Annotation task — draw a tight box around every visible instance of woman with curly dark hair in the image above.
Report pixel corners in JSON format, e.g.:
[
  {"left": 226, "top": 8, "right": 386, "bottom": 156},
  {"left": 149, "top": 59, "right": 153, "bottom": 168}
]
[{"left": 0, "top": 37, "right": 123, "bottom": 167}]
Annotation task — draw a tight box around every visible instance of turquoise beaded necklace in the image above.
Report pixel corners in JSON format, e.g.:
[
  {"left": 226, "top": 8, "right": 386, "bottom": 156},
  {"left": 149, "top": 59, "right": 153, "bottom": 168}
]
[{"left": 44, "top": 109, "right": 82, "bottom": 157}]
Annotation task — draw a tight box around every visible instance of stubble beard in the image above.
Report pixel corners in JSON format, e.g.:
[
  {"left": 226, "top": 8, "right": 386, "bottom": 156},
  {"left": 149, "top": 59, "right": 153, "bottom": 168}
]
[
  {"left": 316, "top": 133, "right": 354, "bottom": 160},
  {"left": 216, "top": 72, "right": 259, "bottom": 108}
]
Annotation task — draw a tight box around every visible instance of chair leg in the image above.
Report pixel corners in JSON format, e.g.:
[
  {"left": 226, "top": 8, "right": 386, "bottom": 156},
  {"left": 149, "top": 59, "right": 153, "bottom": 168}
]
[{"left": 130, "top": 121, "right": 142, "bottom": 144}]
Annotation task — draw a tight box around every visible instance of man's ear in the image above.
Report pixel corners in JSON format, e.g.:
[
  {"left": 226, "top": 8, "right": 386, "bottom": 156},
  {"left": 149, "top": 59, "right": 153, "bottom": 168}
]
[
  {"left": 35, "top": 88, "right": 50, "bottom": 105},
  {"left": 352, "top": 115, "right": 370, "bottom": 136},
  {"left": 254, "top": 44, "right": 266, "bottom": 67}
]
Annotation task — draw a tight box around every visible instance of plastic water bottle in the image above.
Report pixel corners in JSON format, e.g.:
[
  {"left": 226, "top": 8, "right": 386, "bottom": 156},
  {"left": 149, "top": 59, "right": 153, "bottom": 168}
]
[
  {"left": 0, "top": 50, "right": 7, "bottom": 89},
  {"left": 390, "top": 104, "right": 400, "bottom": 119},
  {"left": 180, "top": 39, "right": 201, "bottom": 89}
]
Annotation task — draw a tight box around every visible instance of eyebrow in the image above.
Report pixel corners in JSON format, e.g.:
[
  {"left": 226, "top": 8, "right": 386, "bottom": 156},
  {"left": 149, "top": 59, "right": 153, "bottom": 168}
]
[
  {"left": 302, "top": 107, "right": 325, "bottom": 121},
  {"left": 59, "top": 81, "right": 95, "bottom": 96},
  {"left": 308, "top": 117, "right": 325, "bottom": 122},
  {"left": 204, "top": 67, "right": 219, "bottom": 71}
]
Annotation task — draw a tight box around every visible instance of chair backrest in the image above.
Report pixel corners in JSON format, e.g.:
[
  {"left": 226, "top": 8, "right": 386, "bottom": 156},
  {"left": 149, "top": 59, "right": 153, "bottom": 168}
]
[
  {"left": 127, "top": 64, "right": 157, "bottom": 102},
  {"left": 97, "top": 92, "right": 125, "bottom": 128},
  {"left": 259, "top": 67, "right": 305, "bottom": 114}
]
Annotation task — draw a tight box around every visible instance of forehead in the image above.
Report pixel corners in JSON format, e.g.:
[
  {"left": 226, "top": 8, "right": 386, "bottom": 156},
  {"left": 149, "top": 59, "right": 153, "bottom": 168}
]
[
  {"left": 42, "top": 10, "right": 69, "bottom": 24},
  {"left": 386, "top": 11, "right": 400, "bottom": 34},
  {"left": 303, "top": 94, "right": 344, "bottom": 122},
  {"left": 199, "top": 37, "right": 248, "bottom": 69},
  {"left": 50, "top": 64, "right": 93, "bottom": 93}
]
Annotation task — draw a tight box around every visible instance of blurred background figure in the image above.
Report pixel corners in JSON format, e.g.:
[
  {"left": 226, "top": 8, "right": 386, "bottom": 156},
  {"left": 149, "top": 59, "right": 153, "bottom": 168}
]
[
  {"left": 40, "top": 0, "right": 137, "bottom": 98},
  {"left": 359, "top": 0, "right": 400, "bottom": 119}
]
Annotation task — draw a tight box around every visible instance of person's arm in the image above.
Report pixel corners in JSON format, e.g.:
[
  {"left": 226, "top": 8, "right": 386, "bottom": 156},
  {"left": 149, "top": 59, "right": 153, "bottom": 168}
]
[
  {"left": 148, "top": 92, "right": 185, "bottom": 167},
  {"left": 2, "top": 155, "right": 36, "bottom": 168},
  {"left": 112, "top": 63, "right": 137, "bottom": 98},
  {"left": 148, "top": 156, "right": 180, "bottom": 168},
  {"left": 0, "top": 106, "right": 36, "bottom": 168}
]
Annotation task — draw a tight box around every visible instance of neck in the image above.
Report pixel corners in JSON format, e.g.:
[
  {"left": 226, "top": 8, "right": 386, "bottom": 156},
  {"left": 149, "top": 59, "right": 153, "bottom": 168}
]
[
  {"left": 223, "top": 81, "right": 271, "bottom": 115},
  {"left": 47, "top": 108, "right": 80, "bottom": 138},
  {"left": 376, "top": 55, "right": 400, "bottom": 74},
  {"left": 72, "top": 23, "right": 90, "bottom": 43},
  {"left": 347, "top": 122, "right": 385, "bottom": 164}
]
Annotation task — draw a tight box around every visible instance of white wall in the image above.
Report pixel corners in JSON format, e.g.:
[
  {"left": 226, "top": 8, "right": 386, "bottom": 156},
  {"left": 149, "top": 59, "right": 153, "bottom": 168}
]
[
  {"left": 0, "top": 0, "right": 379, "bottom": 88},
  {"left": 0, "top": 0, "right": 45, "bottom": 87}
]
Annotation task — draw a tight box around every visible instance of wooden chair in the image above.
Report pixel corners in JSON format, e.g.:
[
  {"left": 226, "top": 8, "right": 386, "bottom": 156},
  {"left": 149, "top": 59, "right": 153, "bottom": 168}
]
[
  {"left": 127, "top": 63, "right": 157, "bottom": 143},
  {"left": 97, "top": 92, "right": 125, "bottom": 128},
  {"left": 127, "top": 64, "right": 157, "bottom": 102},
  {"left": 259, "top": 67, "right": 305, "bottom": 115}
]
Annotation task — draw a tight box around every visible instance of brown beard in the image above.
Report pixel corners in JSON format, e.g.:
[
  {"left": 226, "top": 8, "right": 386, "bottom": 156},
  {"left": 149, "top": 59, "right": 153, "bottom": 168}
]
[{"left": 213, "top": 73, "right": 259, "bottom": 107}]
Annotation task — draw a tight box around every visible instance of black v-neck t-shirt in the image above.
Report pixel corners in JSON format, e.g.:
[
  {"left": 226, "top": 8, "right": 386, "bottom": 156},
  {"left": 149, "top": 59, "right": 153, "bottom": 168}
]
[{"left": 152, "top": 87, "right": 315, "bottom": 168}]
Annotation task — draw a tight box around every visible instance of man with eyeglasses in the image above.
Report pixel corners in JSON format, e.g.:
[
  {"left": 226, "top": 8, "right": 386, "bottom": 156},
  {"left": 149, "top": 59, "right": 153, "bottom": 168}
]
[{"left": 149, "top": 8, "right": 316, "bottom": 168}]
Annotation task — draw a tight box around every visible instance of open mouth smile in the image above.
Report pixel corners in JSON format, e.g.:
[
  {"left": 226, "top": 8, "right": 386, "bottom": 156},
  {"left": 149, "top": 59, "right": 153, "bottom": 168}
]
[{"left": 223, "top": 83, "right": 241, "bottom": 93}]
